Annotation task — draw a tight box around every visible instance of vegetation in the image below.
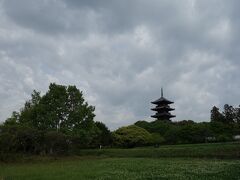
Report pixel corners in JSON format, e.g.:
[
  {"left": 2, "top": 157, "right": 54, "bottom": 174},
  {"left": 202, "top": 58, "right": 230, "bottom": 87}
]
[
  {"left": 0, "top": 83, "right": 239, "bottom": 158},
  {"left": 0, "top": 83, "right": 112, "bottom": 156},
  {"left": 1, "top": 157, "right": 240, "bottom": 179},
  {"left": 112, "top": 125, "right": 152, "bottom": 148},
  {"left": 76, "top": 142, "right": 240, "bottom": 159},
  {"left": 0, "top": 83, "right": 239, "bottom": 179},
  {"left": 134, "top": 103, "right": 240, "bottom": 145}
]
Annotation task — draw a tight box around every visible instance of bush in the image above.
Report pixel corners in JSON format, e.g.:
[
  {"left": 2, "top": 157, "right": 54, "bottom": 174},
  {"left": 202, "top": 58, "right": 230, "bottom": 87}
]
[
  {"left": 113, "top": 125, "right": 152, "bottom": 148},
  {"left": 44, "top": 131, "right": 69, "bottom": 155},
  {"left": 0, "top": 125, "right": 43, "bottom": 154},
  {"left": 216, "top": 134, "right": 233, "bottom": 142}
]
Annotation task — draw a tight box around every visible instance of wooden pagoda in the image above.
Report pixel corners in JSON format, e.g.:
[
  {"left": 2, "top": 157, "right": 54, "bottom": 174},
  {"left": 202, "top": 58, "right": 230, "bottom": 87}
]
[{"left": 151, "top": 88, "right": 175, "bottom": 121}]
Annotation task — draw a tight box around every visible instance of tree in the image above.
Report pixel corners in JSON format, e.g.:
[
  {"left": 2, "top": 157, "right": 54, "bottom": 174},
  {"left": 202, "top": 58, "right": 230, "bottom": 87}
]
[
  {"left": 135, "top": 120, "right": 171, "bottom": 136},
  {"left": 16, "top": 83, "right": 95, "bottom": 132},
  {"left": 150, "top": 133, "right": 165, "bottom": 146},
  {"left": 210, "top": 106, "right": 224, "bottom": 123},
  {"left": 94, "top": 121, "right": 112, "bottom": 146},
  {"left": 0, "top": 124, "right": 43, "bottom": 154},
  {"left": 3, "top": 83, "right": 100, "bottom": 152},
  {"left": 164, "top": 126, "right": 180, "bottom": 144},
  {"left": 4, "top": 111, "right": 20, "bottom": 125},
  {"left": 234, "top": 105, "right": 240, "bottom": 124},
  {"left": 113, "top": 125, "right": 152, "bottom": 148},
  {"left": 223, "top": 104, "right": 235, "bottom": 124}
]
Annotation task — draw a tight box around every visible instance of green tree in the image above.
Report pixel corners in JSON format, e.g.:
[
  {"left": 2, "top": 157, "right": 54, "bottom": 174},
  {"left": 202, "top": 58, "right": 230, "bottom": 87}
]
[
  {"left": 235, "top": 105, "right": 240, "bottom": 124},
  {"left": 16, "top": 83, "right": 95, "bottom": 132},
  {"left": 223, "top": 104, "right": 235, "bottom": 124},
  {"left": 135, "top": 120, "right": 171, "bottom": 136},
  {"left": 150, "top": 133, "right": 165, "bottom": 146},
  {"left": 4, "top": 111, "right": 20, "bottom": 125},
  {"left": 0, "top": 124, "right": 43, "bottom": 154},
  {"left": 44, "top": 131, "right": 69, "bottom": 155},
  {"left": 113, "top": 125, "right": 152, "bottom": 148},
  {"left": 94, "top": 121, "right": 112, "bottom": 146},
  {"left": 210, "top": 106, "right": 224, "bottom": 123}
]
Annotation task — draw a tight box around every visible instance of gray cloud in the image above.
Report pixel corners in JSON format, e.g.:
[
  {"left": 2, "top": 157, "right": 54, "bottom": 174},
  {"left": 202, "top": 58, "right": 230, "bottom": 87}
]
[{"left": 0, "top": 0, "right": 240, "bottom": 129}]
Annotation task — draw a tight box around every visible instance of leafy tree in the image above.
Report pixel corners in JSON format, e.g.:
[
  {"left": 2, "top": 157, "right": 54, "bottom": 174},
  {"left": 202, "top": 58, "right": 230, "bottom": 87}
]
[
  {"left": 0, "top": 124, "right": 43, "bottom": 154},
  {"left": 44, "top": 131, "right": 69, "bottom": 155},
  {"left": 2, "top": 83, "right": 100, "bottom": 153},
  {"left": 150, "top": 133, "right": 165, "bottom": 146},
  {"left": 113, "top": 125, "right": 152, "bottom": 148},
  {"left": 223, "top": 104, "right": 235, "bottom": 124},
  {"left": 16, "top": 83, "right": 95, "bottom": 132},
  {"left": 164, "top": 126, "right": 180, "bottom": 144},
  {"left": 210, "top": 106, "right": 224, "bottom": 123},
  {"left": 234, "top": 105, "right": 240, "bottom": 124},
  {"left": 4, "top": 111, "right": 20, "bottom": 125},
  {"left": 135, "top": 120, "right": 171, "bottom": 136},
  {"left": 94, "top": 121, "right": 112, "bottom": 146}
]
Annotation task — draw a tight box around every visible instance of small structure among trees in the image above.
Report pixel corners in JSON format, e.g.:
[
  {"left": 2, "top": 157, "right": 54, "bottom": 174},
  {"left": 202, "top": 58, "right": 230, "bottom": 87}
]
[{"left": 151, "top": 88, "right": 175, "bottom": 121}]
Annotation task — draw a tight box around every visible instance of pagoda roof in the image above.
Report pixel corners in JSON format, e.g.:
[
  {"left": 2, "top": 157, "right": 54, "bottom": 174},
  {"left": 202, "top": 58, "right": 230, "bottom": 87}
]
[
  {"left": 151, "top": 106, "right": 175, "bottom": 111},
  {"left": 151, "top": 97, "right": 173, "bottom": 105},
  {"left": 151, "top": 112, "right": 176, "bottom": 118}
]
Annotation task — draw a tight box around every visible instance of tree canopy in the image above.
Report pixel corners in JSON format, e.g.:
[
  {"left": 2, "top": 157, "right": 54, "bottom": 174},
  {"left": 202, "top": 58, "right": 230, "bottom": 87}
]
[
  {"left": 113, "top": 125, "right": 152, "bottom": 148},
  {"left": 14, "top": 83, "right": 95, "bottom": 132},
  {"left": 0, "top": 83, "right": 112, "bottom": 155}
]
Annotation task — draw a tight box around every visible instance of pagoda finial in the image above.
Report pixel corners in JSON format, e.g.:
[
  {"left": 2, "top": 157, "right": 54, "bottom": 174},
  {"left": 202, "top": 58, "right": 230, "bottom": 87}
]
[{"left": 161, "top": 88, "right": 163, "bottom": 97}]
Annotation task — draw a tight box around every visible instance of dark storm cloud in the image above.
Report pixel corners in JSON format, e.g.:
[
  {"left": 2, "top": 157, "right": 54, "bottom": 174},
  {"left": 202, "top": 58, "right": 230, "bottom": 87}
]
[{"left": 0, "top": 0, "right": 240, "bottom": 129}]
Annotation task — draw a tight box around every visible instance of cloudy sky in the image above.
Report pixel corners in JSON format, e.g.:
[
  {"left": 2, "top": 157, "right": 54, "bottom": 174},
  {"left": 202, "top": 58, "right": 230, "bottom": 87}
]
[{"left": 0, "top": 0, "right": 240, "bottom": 129}]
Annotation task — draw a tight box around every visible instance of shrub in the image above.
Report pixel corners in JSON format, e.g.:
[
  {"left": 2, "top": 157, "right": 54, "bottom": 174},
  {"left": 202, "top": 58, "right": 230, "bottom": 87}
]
[{"left": 113, "top": 125, "right": 152, "bottom": 148}]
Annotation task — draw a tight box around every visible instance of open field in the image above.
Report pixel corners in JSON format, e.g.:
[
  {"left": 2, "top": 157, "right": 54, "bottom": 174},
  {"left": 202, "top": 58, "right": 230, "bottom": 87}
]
[
  {"left": 0, "top": 142, "right": 240, "bottom": 179},
  {"left": 76, "top": 142, "right": 240, "bottom": 159},
  {"left": 0, "top": 157, "right": 240, "bottom": 180}
]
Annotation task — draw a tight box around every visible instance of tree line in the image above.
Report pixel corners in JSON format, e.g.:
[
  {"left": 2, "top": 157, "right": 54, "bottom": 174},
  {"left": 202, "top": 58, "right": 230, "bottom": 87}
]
[
  {"left": 0, "top": 83, "right": 112, "bottom": 156},
  {"left": 0, "top": 83, "right": 239, "bottom": 156}
]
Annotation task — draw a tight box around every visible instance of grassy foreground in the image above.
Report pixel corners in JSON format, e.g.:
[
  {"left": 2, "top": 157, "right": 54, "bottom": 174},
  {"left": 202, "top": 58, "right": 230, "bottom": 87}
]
[
  {"left": 0, "top": 142, "right": 240, "bottom": 179},
  {"left": 0, "top": 157, "right": 240, "bottom": 180}
]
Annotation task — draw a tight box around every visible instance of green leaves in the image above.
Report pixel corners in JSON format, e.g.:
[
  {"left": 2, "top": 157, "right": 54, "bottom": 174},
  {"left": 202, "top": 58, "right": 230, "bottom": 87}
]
[
  {"left": 17, "top": 83, "right": 95, "bottom": 132},
  {"left": 113, "top": 125, "right": 152, "bottom": 148}
]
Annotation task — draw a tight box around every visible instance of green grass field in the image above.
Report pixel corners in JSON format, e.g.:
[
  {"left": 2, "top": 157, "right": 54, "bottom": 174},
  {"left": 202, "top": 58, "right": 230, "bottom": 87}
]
[
  {"left": 1, "top": 142, "right": 240, "bottom": 180},
  {"left": 1, "top": 157, "right": 240, "bottom": 180},
  {"left": 76, "top": 142, "right": 240, "bottom": 159}
]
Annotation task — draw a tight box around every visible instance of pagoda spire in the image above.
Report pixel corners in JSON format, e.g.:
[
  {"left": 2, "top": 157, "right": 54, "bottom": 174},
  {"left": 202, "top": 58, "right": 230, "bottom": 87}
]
[{"left": 161, "top": 88, "right": 163, "bottom": 97}]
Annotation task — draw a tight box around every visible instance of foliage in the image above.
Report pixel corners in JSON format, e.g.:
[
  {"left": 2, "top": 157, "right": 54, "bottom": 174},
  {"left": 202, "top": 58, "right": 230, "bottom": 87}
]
[
  {"left": 1, "top": 83, "right": 240, "bottom": 157},
  {"left": 17, "top": 83, "right": 95, "bottom": 132},
  {"left": 135, "top": 120, "right": 171, "bottom": 136},
  {"left": 1, "top": 157, "right": 240, "bottom": 180},
  {"left": 113, "top": 125, "right": 152, "bottom": 148},
  {"left": 0, "top": 124, "right": 43, "bottom": 154},
  {"left": 150, "top": 133, "right": 165, "bottom": 145},
  {"left": 77, "top": 142, "right": 240, "bottom": 159},
  {"left": 44, "top": 131, "right": 69, "bottom": 155},
  {"left": 0, "top": 83, "right": 112, "bottom": 155},
  {"left": 210, "top": 106, "right": 225, "bottom": 123},
  {"left": 211, "top": 104, "right": 240, "bottom": 125},
  {"left": 94, "top": 121, "right": 112, "bottom": 146}
]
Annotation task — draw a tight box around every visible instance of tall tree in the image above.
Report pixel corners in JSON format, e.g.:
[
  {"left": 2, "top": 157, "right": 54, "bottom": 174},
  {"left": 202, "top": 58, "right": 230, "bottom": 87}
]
[
  {"left": 210, "top": 106, "right": 224, "bottom": 123},
  {"left": 15, "top": 83, "right": 95, "bottom": 132},
  {"left": 235, "top": 105, "right": 240, "bottom": 124},
  {"left": 223, "top": 104, "right": 235, "bottom": 124},
  {"left": 4, "top": 111, "right": 20, "bottom": 125}
]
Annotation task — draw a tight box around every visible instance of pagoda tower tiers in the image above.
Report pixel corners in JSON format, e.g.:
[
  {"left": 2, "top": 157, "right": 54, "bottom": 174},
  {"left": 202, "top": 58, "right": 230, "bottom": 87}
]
[{"left": 151, "top": 88, "right": 176, "bottom": 121}]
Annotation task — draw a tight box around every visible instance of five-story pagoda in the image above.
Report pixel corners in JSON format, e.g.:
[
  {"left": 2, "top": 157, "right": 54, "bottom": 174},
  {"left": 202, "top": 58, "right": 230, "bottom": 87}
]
[{"left": 151, "top": 88, "right": 175, "bottom": 121}]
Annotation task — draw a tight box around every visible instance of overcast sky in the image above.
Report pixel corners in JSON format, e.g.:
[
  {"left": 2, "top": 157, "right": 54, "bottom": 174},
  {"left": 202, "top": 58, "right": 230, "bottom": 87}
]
[{"left": 0, "top": 0, "right": 240, "bottom": 129}]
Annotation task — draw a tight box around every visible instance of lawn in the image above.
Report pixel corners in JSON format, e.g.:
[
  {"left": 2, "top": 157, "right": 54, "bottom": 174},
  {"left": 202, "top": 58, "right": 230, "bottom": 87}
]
[
  {"left": 0, "top": 142, "right": 240, "bottom": 180},
  {"left": 0, "top": 157, "right": 240, "bottom": 180},
  {"left": 76, "top": 142, "right": 240, "bottom": 159}
]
